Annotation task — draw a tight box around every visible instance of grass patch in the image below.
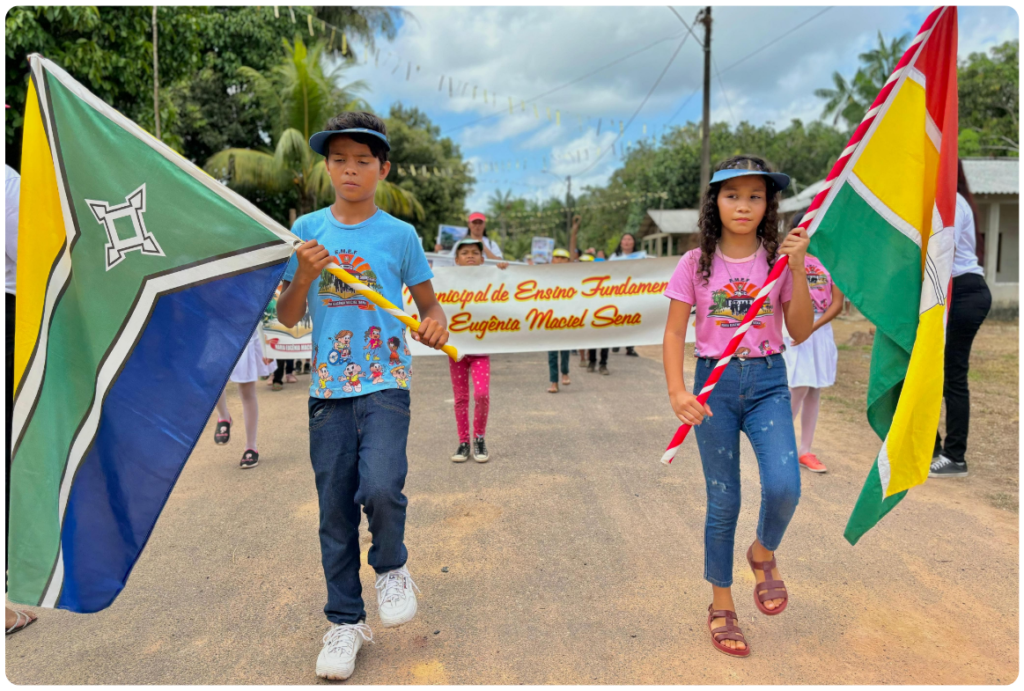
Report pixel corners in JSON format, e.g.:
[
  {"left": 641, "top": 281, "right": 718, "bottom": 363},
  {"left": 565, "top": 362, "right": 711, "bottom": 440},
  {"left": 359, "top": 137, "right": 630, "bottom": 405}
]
[{"left": 987, "top": 492, "right": 1019, "bottom": 513}]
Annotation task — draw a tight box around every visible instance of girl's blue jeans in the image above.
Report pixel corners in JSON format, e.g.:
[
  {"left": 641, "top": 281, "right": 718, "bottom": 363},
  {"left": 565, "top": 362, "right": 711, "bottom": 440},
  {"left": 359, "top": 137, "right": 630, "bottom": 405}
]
[{"left": 692, "top": 353, "right": 801, "bottom": 588}]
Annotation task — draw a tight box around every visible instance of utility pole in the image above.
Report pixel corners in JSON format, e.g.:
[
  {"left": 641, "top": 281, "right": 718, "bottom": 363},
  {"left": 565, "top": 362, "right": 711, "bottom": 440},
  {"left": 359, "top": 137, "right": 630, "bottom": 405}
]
[
  {"left": 152, "top": 6, "right": 160, "bottom": 140},
  {"left": 699, "top": 6, "right": 712, "bottom": 192}
]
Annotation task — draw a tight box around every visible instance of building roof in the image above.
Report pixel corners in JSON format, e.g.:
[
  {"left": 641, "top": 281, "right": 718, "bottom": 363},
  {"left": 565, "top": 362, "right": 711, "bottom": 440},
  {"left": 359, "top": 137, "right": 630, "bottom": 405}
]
[
  {"left": 779, "top": 179, "right": 830, "bottom": 214},
  {"left": 639, "top": 208, "right": 701, "bottom": 236},
  {"left": 961, "top": 158, "right": 1019, "bottom": 196}
]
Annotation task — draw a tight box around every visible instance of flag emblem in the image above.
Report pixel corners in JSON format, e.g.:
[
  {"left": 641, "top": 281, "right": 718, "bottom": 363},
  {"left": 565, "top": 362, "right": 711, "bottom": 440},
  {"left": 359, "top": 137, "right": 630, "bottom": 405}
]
[{"left": 86, "top": 183, "right": 163, "bottom": 269}]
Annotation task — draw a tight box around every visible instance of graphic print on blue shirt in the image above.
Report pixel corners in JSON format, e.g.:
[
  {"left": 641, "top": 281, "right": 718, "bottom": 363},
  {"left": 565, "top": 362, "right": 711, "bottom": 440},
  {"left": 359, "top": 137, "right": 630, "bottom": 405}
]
[{"left": 283, "top": 207, "right": 433, "bottom": 398}]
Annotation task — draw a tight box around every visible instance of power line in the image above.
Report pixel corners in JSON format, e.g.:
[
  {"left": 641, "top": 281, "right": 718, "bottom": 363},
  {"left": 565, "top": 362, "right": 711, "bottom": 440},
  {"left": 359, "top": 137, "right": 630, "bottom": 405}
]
[
  {"left": 574, "top": 33, "right": 693, "bottom": 177},
  {"left": 667, "top": 7, "right": 704, "bottom": 47},
  {"left": 440, "top": 30, "right": 689, "bottom": 135},
  {"left": 712, "top": 55, "right": 736, "bottom": 126},
  {"left": 665, "top": 86, "right": 701, "bottom": 127},
  {"left": 720, "top": 7, "right": 833, "bottom": 75}
]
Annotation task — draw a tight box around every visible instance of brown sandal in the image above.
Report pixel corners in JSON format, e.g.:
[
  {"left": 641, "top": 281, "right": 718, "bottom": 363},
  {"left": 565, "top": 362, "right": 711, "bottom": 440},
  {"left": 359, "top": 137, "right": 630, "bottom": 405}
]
[
  {"left": 746, "top": 544, "right": 789, "bottom": 615},
  {"left": 707, "top": 605, "right": 750, "bottom": 657}
]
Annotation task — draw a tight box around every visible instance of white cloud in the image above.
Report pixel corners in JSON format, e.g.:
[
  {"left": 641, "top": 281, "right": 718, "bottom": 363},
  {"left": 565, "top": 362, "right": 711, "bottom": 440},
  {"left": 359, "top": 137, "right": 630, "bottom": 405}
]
[{"left": 334, "top": 6, "right": 1017, "bottom": 202}]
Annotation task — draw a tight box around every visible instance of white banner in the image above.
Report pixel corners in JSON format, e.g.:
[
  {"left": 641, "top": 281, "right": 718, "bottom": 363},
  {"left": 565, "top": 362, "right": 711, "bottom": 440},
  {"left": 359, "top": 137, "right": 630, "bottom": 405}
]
[{"left": 402, "top": 256, "right": 696, "bottom": 357}]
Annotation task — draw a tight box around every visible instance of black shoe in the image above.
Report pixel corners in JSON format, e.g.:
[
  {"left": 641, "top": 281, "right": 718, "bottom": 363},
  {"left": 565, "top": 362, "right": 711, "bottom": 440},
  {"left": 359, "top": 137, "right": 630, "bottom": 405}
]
[
  {"left": 473, "top": 437, "right": 490, "bottom": 463},
  {"left": 587, "top": 362, "right": 596, "bottom": 373},
  {"left": 240, "top": 449, "right": 259, "bottom": 469},
  {"left": 929, "top": 455, "right": 967, "bottom": 478},
  {"left": 451, "top": 442, "right": 470, "bottom": 463},
  {"left": 625, "top": 347, "right": 638, "bottom": 357},
  {"left": 214, "top": 419, "right": 231, "bottom": 445},
  {"left": 612, "top": 348, "right": 621, "bottom": 353},
  {"left": 599, "top": 364, "right": 609, "bottom": 375}
]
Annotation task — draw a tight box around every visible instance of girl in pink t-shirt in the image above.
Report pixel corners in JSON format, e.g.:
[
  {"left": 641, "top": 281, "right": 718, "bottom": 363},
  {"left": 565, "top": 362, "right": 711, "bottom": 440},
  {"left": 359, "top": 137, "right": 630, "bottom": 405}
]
[
  {"left": 782, "top": 228, "right": 845, "bottom": 473},
  {"left": 662, "top": 155, "right": 814, "bottom": 657}
]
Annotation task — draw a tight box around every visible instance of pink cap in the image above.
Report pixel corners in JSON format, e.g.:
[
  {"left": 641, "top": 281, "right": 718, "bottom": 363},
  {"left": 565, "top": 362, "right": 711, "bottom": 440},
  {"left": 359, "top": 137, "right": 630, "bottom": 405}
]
[{"left": 467, "top": 212, "right": 487, "bottom": 223}]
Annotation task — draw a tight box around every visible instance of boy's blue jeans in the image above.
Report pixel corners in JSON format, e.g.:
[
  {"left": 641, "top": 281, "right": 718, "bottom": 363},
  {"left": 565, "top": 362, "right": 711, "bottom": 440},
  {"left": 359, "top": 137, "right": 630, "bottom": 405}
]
[
  {"left": 692, "top": 354, "right": 801, "bottom": 588},
  {"left": 308, "top": 389, "right": 411, "bottom": 624}
]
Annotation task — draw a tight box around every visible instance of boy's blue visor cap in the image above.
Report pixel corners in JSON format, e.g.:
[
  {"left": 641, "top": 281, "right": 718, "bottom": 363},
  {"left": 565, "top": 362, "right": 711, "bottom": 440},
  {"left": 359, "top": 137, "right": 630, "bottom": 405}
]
[
  {"left": 710, "top": 168, "right": 790, "bottom": 192},
  {"left": 309, "top": 128, "right": 391, "bottom": 156}
]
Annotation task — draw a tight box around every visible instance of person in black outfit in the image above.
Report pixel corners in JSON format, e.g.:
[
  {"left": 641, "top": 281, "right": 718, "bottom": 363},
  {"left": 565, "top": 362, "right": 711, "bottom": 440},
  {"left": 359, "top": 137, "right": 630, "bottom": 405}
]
[
  {"left": 588, "top": 348, "right": 609, "bottom": 375},
  {"left": 930, "top": 160, "right": 992, "bottom": 478}
]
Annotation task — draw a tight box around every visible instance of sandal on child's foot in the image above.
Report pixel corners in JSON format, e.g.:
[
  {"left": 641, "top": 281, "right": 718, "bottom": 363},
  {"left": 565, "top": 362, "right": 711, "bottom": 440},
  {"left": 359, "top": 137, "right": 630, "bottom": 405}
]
[
  {"left": 214, "top": 419, "right": 231, "bottom": 445},
  {"left": 746, "top": 544, "right": 788, "bottom": 615},
  {"left": 240, "top": 449, "right": 259, "bottom": 469},
  {"left": 707, "top": 605, "right": 750, "bottom": 657},
  {"left": 547, "top": 383, "right": 559, "bottom": 393},
  {"left": 561, "top": 375, "right": 571, "bottom": 386}
]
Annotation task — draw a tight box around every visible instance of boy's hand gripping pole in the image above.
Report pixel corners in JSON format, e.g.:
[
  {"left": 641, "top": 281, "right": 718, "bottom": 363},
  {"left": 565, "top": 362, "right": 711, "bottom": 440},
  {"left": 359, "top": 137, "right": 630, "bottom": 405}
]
[
  {"left": 661, "top": 254, "right": 790, "bottom": 465},
  {"left": 323, "top": 265, "right": 461, "bottom": 362}
]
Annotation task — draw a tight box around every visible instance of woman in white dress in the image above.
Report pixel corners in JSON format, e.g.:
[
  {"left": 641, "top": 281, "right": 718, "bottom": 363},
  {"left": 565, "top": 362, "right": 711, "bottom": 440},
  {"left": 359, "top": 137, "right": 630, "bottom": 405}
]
[
  {"left": 213, "top": 323, "right": 276, "bottom": 469},
  {"left": 783, "top": 214, "right": 843, "bottom": 474}
]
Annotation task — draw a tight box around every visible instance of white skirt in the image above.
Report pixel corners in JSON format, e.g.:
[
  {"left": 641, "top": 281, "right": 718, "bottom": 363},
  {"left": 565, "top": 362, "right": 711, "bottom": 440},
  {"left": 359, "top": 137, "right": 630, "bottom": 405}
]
[
  {"left": 783, "top": 319, "right": 837, "bottom": 389},
  {"left": 229, "top": 327, "right": 276, "bottom": 383}
]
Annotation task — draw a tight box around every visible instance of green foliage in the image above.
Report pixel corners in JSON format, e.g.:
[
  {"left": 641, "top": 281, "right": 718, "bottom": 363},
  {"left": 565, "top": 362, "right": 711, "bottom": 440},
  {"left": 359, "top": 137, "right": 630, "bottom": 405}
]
[
  {"left": 814, "top": 31, "right": 911, "bottom": 129},
  {"left": 385, "top": 104, "right": 475, "bottom": 245},
  {"left": 205, "top": 37, "right": 420, "bottom": 222},
  {"left": 313, "top": 6, "right": 408, "bottom": 54},
  {"left": 5, "top": 6, "right": 403, "bottom": 169},
  {"left": 958, "top": 40, "right": 1018, "bottom": 156}
]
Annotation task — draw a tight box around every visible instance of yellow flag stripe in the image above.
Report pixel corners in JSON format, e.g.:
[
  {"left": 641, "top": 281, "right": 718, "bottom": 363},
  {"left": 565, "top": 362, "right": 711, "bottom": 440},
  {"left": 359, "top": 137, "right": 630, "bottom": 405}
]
[
  {"left": 881, "top": 303, "right": 947, "bottom": 497},
  {"left": 852, "top": 78, "right": 939, "bottom": 247},
  {"left": 13, "top": 79, "right": 68, "bottom": 395}
]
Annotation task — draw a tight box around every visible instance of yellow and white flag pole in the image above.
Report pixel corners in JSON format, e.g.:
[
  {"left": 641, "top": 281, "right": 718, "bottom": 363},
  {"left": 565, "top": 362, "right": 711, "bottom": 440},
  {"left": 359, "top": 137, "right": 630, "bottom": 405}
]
[{"left": 324, "top": 265, "right": 461, "bottom": 362}]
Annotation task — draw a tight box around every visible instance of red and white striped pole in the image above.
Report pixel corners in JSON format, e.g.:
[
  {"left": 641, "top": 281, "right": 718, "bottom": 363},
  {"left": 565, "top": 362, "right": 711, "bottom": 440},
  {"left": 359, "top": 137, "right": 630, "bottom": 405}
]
[{"left": 660, "top": 6, "right": 944, "bottom": 465}]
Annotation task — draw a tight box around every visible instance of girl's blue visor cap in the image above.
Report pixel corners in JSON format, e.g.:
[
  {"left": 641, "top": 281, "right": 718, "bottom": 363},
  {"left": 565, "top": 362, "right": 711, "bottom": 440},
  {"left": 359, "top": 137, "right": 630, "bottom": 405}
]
[
  {"left": 710, "top": 168, "right": 790, "bottom": 192},
  {"left": 309, "top": 128, "right": 391, "bottom": 156}
]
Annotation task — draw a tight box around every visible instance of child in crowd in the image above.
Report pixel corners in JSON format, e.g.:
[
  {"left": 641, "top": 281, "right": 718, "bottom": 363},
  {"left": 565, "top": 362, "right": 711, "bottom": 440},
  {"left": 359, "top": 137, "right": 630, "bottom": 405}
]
[
  {"left": 448, "top": 238, "right": 507, "bottom": 462},
  {"left": 662, "top": 155, "right": 813, "bottom": 657},
  {"left": 782, "top": 213, "right": 843, "bottom": 473},
  {"left": 275, "top": 112, "right": 450, "bottom": 681},
  {"left": 545, "top": 248, "right": 578, "bottom": 385},
  {"left": 213, "top": 324, "right": 276, "bottom": 468}
]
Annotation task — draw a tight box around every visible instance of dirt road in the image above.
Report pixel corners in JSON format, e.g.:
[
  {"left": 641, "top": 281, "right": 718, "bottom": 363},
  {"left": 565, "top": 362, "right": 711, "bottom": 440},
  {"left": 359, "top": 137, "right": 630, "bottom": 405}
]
[{"left": 6, "top": 321, "right": 1018, "bottom": 684}]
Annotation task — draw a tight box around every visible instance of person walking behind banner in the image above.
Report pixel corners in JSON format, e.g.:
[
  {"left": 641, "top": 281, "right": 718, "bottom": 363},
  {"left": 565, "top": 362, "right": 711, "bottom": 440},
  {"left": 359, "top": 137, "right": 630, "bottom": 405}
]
[
  {"left": 930, "top": 160, "right": 992, "bottom": 478},
  {"left": 447, "top": 238, "right": 507, "bottom": 462},
  {"left": 5, "top": 163, "right": 38, "bottom": 636},
  {"left": 276, "top": 112, "right": 450, "bottom": 681},
  {"left": 213, "top": 324, "right": 276, "bottom": 468},
  {"left": 435, "top": 211, "right": 503, "bottom": 259},
  {"left": 662, "top": 155, "right": 813, "bottom": 656},
  {"left": 610, "top": 233, "right": 644, "bottom": 356},
  {"left": 782, "top": 213, "right": 843, "bottom": 474}
]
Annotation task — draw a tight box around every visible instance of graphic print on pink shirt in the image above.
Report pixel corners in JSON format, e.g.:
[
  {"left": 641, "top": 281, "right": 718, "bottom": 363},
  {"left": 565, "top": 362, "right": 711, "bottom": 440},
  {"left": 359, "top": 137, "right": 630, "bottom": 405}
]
[
  {"left": 803, "top": 255, "right": 833, "bottom": 315},
  {"left": 664, "top": 245, "right": 793, "bottom": 359}
]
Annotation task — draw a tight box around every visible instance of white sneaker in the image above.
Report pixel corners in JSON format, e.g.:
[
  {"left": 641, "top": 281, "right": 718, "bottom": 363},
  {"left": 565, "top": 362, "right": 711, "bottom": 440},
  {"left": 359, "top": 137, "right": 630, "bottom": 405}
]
[
  {"left": 376, "top": 565, "right": 420, "bottom": 628},
  {"left": 316, "top": 622, "right": 373, "bottom": 681}
]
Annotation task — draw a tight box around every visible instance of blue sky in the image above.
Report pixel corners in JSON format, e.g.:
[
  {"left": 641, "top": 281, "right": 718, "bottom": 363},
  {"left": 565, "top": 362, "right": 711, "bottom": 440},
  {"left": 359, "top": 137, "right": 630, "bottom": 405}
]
[{"left": 328, "top": 6, "right": 1019, "bottom": 212}]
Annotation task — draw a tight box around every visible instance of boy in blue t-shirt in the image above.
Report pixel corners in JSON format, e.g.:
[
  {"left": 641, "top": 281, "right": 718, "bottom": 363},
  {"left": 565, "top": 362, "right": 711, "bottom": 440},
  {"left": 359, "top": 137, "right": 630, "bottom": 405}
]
[{"left": 276, "top": 112, "right": 449, "bottom": 681}]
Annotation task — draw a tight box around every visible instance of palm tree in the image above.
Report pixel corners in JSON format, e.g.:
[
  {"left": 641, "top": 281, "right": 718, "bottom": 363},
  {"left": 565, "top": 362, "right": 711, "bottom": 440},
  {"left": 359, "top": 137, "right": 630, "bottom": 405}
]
[
  {"left": 205, "top": 37, "right": 422, "bottom": 220},
  {"left": 814, "top": 72, "right": 862, "bottom": 127},
  {"left": 859, "top": 31, "right": 911, "bottom": 86},
  {"left": 313, "top": 6, "right": 411, "bottom": 54},
  {"left": 815, "top": 31, "right": 911, "bottom": 129}
]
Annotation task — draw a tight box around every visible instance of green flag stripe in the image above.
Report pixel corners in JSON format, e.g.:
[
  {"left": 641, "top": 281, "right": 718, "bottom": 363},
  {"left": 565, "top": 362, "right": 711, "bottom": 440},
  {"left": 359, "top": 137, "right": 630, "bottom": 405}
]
[
  {"left": 808, "top": 182, "right": 922, "bottom": 355},
  {"left": 844, "top": 457, "right": 908, "bottom": 545}
]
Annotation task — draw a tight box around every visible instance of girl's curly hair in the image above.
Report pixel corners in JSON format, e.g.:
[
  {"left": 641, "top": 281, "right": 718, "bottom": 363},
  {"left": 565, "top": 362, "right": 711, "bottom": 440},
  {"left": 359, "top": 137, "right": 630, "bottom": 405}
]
[{"left": 696, "top": 154, "right": 782, "bottom": 285}]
